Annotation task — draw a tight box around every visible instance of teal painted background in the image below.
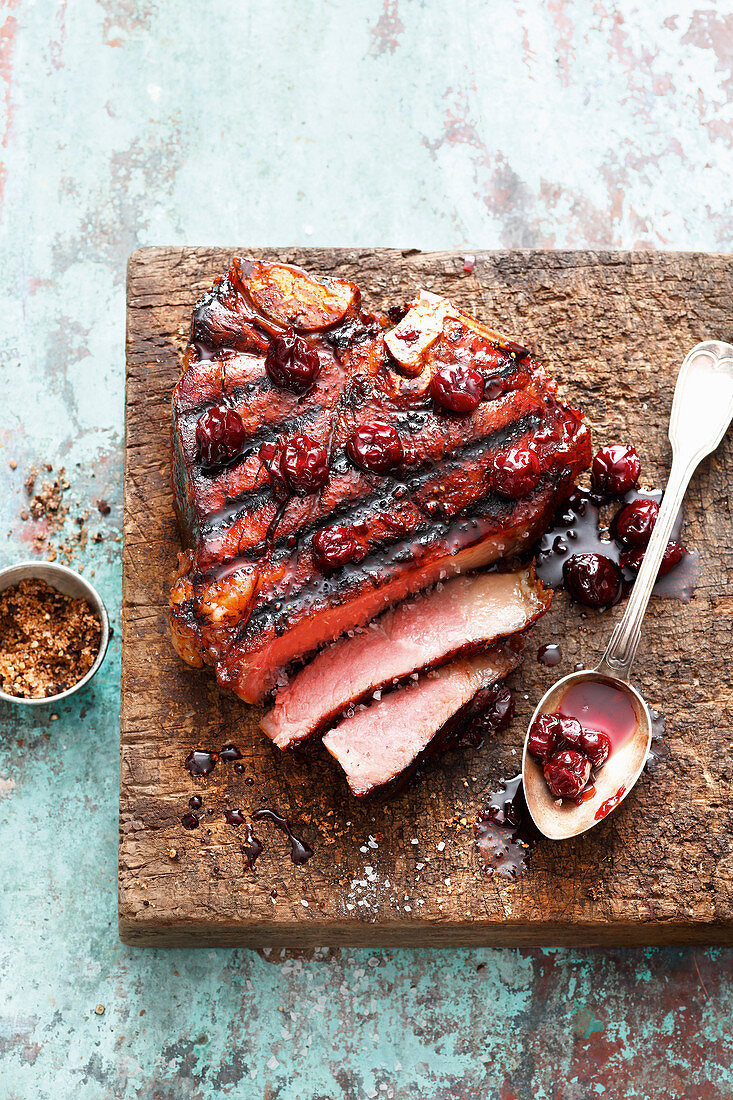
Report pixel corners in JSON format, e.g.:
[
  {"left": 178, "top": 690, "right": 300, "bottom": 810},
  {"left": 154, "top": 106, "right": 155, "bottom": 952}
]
[{"left": 1, "top": 2, "right": 732, "bottom": 1097}]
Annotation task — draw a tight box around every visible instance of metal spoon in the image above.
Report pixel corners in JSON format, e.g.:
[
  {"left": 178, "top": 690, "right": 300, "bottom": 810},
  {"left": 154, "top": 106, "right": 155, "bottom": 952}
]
[{"left": 523, "top": 340, "right": 733, "bottom": 840}]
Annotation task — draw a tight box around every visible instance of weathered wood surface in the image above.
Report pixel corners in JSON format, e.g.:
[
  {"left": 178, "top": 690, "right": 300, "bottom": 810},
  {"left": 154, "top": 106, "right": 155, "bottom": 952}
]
[{"left": 121, "top": 247, "right": 733, "bottom": 947}]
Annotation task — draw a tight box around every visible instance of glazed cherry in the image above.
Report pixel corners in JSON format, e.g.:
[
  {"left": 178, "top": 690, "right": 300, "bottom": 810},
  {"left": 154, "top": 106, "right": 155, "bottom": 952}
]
[
  {"left": 527, "top": 714, "right": 561, "bottom": 762},
  {"left": 195, "top": 406, "right": 247, "bottom": 467},
  {"left": 591, "top": 444, "right": 641, "bottom": 496},
  {"left": 563, "top": 552, "right": 622, "bottom": 608},
  {"left": 281, "top": 434, "right": 329, "bottom": 495},
  {"left": 312, "top": 525, "right": 358, "bottom": 572},
  {"left": 579, "top": 729, "right": 611, "bottom": 769},
  {"left": 621, "top": 539, "right": 685, "bottom": 577},
  {"left": 265, "top": 329, "right": 320, "bottom": 392},
  {"left": 492, "top": 447, "right": 541, "bottom": 499},
  {"left": 612, "top": 498, "right": 659, "bottom": 547},
  {"left": 430, "top": 362, "right": 484, "bottom": 414},
  {"left": 543, "top": 749, "right": 591, "bottom": 800},
  {"left": 346, "top": 422, "right": 404, "bottom": 473},
  {"left": 527, "top": 713, "right": 583, "bottom": 761}
]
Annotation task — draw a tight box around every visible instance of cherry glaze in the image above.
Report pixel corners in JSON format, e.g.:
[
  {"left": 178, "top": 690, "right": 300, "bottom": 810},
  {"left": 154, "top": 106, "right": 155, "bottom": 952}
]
[
  {"left": 592, "top": 444, "right": 641, "bottom": 496},
  {"left": 578, "top": 728, "right": 611, "bottom": 768},
  {"left": 265, "top": 329, "right": 320, "bottom": 392},
  {"left": 558, "top": 680, "right": 637, "bottom": 754},
  {"left": 595, "top": 785, "right": 627, "bottom": 820},
  {"left": 219, "top": 744, "right": 243, "bottom": 762},
  {"left": 346, "top": 422, "right": 404, "bottom": 473},
  {"left": 196, "top": 406, "right": 247, "bottom": 468},
  {"left": 181, "top": 812, "right": 199, "bottom": 830},
  {"left": 535, "top": 487, "right": 697, "bottom": 601},
  {"left": 492, "top": 447, "right": 541, "bottom": 499},
  {"left": 527, "top": 713, "right": 582, "bottom": 762},
  {"left": 430, "top": 362, "right": 484, "bottom": 413},
  {"left": 188, "top": 795, "right": 203, "bottom": 810},
  {"left": 646, "top": 709, "right": 668, "bottom": 770}
]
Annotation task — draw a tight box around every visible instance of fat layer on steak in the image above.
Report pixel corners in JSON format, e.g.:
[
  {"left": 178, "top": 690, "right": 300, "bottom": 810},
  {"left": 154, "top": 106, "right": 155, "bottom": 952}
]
[
  {"left": 260, "top": 566, "right": 550, "bottom": 750},
  {"left": 322, "top": 644, "right": 523, "bottom": 798},
  {"left": 169, "top": 258, "right": 591, "bottom": 702}
]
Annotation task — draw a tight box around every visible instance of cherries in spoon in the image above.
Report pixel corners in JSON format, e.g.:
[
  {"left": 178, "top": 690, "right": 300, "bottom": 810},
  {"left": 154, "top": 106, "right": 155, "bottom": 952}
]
[{"left": 523, "top": 340, "right": 733, "bottom": 840}]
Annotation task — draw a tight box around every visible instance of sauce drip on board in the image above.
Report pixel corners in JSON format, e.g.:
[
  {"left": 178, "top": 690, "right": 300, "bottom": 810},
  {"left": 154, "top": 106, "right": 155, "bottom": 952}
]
[
  {"left": 537, "top": 643, "right": 561, "bottom": 667},
  {"left": 253, "top": 808, "right": 314, "bottom": 865},
  {"left": 474, "top": 775, "right": 540, "bottom": 878},
  {"left": 243, "top": 824, "right": 263, "bottom": 870},
  {"left": 184, "top": 749, "right": 218, "bottom": 776}
]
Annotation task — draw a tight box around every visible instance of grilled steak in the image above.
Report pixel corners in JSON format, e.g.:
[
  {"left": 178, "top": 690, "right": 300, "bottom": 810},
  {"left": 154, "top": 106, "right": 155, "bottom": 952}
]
[
  {"left": 322, "top": 644, "right": 523, "bottom": 798},
  {"left": 170, "top": 258, "right": 591, "bottom": 702},
  {"left": 260, "top": 566, "right": 550, "bottom": 750}
]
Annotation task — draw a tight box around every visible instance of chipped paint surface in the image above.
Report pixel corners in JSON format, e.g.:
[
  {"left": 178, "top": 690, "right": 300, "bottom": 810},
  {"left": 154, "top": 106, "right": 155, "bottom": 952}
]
[{"left": 0, "top": 1, "right": 732, "bottom": 1096}]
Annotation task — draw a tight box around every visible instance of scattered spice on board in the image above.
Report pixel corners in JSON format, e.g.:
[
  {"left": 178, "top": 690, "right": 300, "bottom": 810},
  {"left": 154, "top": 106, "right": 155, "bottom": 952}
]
[{"left": 0, "top": 578, "right": 101, "bottom": 698}]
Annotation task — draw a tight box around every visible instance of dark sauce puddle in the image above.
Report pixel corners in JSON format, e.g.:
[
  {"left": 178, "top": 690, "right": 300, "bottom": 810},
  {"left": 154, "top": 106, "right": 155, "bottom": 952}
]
[
  {"left": 535, "top": 488, "right": 699, "bottom": 602},
  {"left": 474, "top": 775, "right": 540, "bottom": 878}
]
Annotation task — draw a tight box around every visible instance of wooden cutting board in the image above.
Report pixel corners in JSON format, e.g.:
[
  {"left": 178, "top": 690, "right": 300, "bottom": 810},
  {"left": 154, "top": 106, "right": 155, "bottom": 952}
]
[{"left": 120, "top": 247, "right": 733, "bottom": 947}]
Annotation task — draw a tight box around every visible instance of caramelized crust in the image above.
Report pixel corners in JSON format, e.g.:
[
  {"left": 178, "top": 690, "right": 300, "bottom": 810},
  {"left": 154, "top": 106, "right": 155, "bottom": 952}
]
[{"left": 170, "top": 258, "right": 591, "bottom": 701}]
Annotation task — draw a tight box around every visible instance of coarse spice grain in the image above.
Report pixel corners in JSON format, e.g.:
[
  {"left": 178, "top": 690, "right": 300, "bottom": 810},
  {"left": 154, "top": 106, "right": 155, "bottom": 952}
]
[{"left": 0, "top": 578, "right": 101, "bottom": 699}]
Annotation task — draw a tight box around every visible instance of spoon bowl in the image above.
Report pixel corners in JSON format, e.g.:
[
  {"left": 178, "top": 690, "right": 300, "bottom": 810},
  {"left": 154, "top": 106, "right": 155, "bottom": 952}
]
[{"left": 522, "top": 669, "right": 651, "bottom": 841}]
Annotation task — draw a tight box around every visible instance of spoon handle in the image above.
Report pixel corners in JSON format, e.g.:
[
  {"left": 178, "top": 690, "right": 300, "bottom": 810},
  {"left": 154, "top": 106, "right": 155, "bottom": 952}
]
[{"left": 598, "top": 340, "right": 733, "bottom": 680}]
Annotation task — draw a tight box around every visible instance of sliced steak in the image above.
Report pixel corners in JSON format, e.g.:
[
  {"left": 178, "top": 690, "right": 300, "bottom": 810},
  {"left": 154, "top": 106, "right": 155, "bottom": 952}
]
[
  {"left": 261, "top": 566, "right": 549, "bottom": 750},
  {"left": 170, "top": 259, "right": 591, "bottom": 702},
  {"left": 322, "top": 645, "right": 523, "bottom": 798}
]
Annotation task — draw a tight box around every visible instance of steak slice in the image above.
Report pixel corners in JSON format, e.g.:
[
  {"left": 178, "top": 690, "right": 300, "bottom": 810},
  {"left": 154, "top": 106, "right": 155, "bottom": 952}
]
[
  {"left": 170, "top": 258, "right": 591, "bottom": 702},
  {"left": 322, "top": 644, "right": 523, "bottom": 798},
  {"left": 260, "top": 566, "right": 550, "bottom": 750}
]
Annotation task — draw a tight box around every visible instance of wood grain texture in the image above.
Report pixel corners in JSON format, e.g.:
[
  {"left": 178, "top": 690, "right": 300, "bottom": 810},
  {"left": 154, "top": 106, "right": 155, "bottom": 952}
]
[{"left": 121, "top": 247, "right": 733, "bottom": 947}]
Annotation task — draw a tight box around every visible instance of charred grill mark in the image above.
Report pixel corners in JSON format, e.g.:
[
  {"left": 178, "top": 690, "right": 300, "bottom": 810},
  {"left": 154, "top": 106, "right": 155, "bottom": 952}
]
[
  {"left": 198, "top": 412, "right": 540, "bottom": 552},
  {"left": 236, "top": 489, "right": 541, "bottom": 645},
  {"left": 183, "top": 405, "right": 325, "bottom": 486}
]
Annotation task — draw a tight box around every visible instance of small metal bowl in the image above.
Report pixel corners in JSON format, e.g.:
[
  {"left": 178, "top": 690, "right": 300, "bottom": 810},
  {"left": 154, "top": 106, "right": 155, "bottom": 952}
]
[{"left": 0, "top": 559, "right": 110, "bottom": 706}]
